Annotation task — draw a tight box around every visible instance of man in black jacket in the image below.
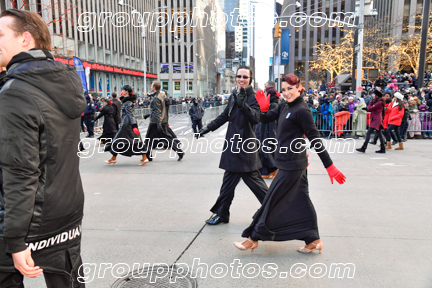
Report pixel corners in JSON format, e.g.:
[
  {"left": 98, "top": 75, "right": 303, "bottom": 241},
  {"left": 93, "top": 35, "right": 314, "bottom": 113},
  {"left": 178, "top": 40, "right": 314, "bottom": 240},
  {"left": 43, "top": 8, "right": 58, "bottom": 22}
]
[
  {"left": 84, "top": 94, "right": 96, "bottom": 137},
  {"left": 111, "top": 92, "right": 122, "bottom": 130},
  {"left": 145, "top": 81, "right": 184, "bottom": 161},
  {"left": 199, "top": 66, "right": 268, "bottom": 225},
  {"left": 0, "top": 9, "right": 86, "bottom": 287},
  {"left": 189, "top": 98, "right": 205, "bottom": 138}
]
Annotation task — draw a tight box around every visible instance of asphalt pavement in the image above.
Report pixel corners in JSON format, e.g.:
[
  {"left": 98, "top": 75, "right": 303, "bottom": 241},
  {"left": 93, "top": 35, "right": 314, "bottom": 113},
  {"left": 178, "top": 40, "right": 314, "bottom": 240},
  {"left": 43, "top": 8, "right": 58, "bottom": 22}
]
[{"left": 25, "top": 114, "right": 432, "bottom": 288}]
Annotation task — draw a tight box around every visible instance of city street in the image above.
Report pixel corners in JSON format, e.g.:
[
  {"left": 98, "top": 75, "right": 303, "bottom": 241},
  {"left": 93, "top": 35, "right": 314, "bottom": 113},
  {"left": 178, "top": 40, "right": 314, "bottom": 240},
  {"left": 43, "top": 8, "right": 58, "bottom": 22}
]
[{"left": 25, "top": 114, "right": 432, "bottom": 288}]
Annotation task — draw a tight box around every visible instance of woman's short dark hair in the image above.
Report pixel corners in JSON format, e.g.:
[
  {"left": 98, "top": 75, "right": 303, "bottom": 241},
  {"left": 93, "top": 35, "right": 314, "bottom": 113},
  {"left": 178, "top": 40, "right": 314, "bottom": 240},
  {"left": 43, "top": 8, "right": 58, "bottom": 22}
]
[
  {"left": 0, "top": 9, "right": 51, "bottom": 51},
  {"left": 122, "top": 85, "right": 133, "bottom": 95}
]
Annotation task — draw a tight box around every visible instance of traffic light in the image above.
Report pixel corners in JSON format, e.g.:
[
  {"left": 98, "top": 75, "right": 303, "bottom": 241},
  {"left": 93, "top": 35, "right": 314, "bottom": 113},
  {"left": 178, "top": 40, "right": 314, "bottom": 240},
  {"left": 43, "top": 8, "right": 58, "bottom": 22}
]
[{"left": 274, "top": 23, "right": 282, "bottom": 38}]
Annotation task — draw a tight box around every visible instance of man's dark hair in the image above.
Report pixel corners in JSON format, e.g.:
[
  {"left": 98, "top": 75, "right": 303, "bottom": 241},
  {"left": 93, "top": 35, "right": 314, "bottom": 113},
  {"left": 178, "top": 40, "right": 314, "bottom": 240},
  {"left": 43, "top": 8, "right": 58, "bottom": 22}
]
[
  {"left": 236, "top": 65, "right": 253, "bottom": 85},
  {"left": 0, "top": 9, "right": 51, "bottom": 51},
  {"left": 112, "top": 92, "right": 117, "bottom": 98}
]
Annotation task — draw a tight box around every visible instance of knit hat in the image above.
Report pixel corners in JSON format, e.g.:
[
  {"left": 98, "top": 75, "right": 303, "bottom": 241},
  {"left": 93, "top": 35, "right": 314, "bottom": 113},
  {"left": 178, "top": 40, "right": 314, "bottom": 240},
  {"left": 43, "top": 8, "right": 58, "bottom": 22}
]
[
  {"left": 373, "top": 90, "right": 383, "bottom": 97},
  {"left": 85, "top": 95, "right": 90, "bottom": 101},
  {"left": 394, "top": 92, "right": 404, "bottom": 100}
]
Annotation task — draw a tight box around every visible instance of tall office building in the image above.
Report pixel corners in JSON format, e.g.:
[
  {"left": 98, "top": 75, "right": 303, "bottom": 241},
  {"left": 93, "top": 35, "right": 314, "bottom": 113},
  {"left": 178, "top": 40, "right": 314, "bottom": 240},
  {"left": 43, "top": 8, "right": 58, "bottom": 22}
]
[
  {"left": 369, "top": 0, "right": 429, "bottom": 72},
  {"left": 220, "top": 0, "right": 239, "bottom": 69},
  {"left": 157, "top": 0, "right": 222, "bottom": 98},
  {"left": 0, "top": 0, "right": 160, "bottom": 97},
  {"left": 281, "top": 0, "right": 355, "bottom": 85}
]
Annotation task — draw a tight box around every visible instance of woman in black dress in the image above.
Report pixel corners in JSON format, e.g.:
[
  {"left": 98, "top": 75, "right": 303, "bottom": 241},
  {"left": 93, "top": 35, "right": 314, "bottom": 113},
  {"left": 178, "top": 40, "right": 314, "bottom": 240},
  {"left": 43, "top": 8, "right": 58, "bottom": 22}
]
[
  {"left": 234, "top": 74, "right": 346, "bottom": 254},
  {"left": 104, "top": 85, "right": 149, "bottom": 166},
  {"left": 94, "top": 98, "right": 117, "bottom": 144}
]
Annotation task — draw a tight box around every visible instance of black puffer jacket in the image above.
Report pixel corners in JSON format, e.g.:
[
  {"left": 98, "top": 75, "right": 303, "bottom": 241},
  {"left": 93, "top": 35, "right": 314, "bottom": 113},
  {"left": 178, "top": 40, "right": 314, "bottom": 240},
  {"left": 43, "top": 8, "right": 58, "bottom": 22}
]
[{"left": 0, "top": 50, "right": 86, "bottom": 256}]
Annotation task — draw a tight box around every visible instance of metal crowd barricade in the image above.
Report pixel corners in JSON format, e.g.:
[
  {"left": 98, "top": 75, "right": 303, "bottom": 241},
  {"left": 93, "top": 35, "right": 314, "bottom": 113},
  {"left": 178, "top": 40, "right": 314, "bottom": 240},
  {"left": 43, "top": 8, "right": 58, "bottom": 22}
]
[
  {"left": 184, "top": 105, "right": 227, "bottom": 135},
  {"left": 314, "top": 111, "right": 432, "bottom": 138}
]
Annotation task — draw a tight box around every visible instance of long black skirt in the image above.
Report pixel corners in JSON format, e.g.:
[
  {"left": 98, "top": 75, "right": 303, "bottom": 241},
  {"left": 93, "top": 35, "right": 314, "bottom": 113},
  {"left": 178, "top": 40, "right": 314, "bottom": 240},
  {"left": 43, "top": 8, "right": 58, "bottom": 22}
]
[{"left": 242, "top": 169, "right": 320, "bottom": 245}]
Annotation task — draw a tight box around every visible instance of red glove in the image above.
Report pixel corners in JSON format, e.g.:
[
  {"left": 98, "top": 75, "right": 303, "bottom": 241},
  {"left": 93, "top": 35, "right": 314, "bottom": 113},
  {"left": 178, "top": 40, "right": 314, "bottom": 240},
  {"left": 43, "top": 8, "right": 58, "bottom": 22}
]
[
  {"left": 255, "top": 90, "right": 270, "bottom": 112},
  {"left": 326, "top": 164, "right": 346, "bottom": 184},
  {"left": 133, "top": 128, "right": 139, "bottom": 135},
  {"left": 81, "top": 112, "right": 84, "bottom": 117},
  {"left": 276, "top": 91, "right": 281, "bottom": 98}
]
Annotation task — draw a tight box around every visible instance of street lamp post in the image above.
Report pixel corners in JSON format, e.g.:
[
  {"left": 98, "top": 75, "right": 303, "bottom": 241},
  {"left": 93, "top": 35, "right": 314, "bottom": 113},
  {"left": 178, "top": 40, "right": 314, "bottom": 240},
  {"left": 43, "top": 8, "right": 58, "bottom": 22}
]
[
  {"left": 278, "top": 1, "right": 301, "bottom": 91},
  {"left": 118, "top": 1, "right": 167, "bottom": 96},
  {"left": 187, "top": 39, "right": 204, "bottom": 98},
  {"left": 203, "top": 53, "right": 218, "bottom": 97}
]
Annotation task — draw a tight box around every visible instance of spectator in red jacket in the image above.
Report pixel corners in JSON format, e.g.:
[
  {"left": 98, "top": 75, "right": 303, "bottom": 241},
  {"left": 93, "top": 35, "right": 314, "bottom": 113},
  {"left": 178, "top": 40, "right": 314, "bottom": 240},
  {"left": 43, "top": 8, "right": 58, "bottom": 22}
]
[{"left": 386, "top": 92, "right": 405, "bottom": 150}]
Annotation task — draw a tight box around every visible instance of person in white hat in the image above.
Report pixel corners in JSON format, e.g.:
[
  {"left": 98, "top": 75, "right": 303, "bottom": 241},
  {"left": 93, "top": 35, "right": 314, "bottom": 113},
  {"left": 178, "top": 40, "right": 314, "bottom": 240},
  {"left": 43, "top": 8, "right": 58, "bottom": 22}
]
[{"left": 385, "top": 92, "right": 405, "bottom": 150}]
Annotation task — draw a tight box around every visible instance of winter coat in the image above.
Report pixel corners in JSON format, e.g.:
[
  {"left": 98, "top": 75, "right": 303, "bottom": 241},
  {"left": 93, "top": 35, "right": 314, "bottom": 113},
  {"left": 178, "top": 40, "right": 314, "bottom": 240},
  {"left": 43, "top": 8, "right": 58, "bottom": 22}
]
[
  {"left": 105, "top": 96, "right": 146, "bottom": 156},
  {"left": 367, "top": 99, "right": 384, "bottom": 130},
  {"left": 426, "top": 94, "right": 432, "bottom": 112},
  {"left": 255, "top": 100, "right": 278, "bottom": 171},
  {"left": 387, "top": 102, "right": 405, "bottom": 126},
  {"left": 149, "top": 91, "right": 167, "bottom": 124},
  {"left": 84, "top": 100, "right": 95, "bottom": 118},
  {"left": 0, "top": 50, "right": 86, "bottom": 260},
  {"left": 353, "top": 101, "right": 367, "bottom": 135},
  {"left": 94, "top": 104, "right": 117, "bottom": 134},
  {"left": 112, "top": 98, "right": 122, "bottom": 127},
  {"left": 207, "top": 86, "right": 262, "bottom": 173},
  {"left": 189, "top": 104, "right": 204, "bottom": 120}
]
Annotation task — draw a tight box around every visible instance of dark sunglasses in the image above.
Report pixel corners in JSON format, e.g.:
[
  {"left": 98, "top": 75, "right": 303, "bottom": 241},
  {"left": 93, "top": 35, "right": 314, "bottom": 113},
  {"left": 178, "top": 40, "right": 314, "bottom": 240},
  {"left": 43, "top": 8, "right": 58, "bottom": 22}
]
[{"left": 236, "top": 75, "right": 249, "bottom": 79}]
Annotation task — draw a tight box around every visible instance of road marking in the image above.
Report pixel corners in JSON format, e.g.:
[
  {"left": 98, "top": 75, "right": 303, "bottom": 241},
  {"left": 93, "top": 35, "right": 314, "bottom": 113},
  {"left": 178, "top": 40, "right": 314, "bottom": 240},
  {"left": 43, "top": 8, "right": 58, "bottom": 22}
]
[
  {"left": 380, "top": 163, "right": 406, "bottom": 167},
  {"left": 172, "top": 126, "right": 187, "bottom": 132}
]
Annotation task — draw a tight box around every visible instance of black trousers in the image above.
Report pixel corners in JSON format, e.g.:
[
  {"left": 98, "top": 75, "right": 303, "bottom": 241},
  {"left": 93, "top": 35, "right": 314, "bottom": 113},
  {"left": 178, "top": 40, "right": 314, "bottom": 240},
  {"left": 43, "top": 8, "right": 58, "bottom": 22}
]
[
  {"left": 0, "top": 255, "right": 84, "bottom": 288},
  {"left": 362, "top": 127, "right": 385, "bottom": 149},
  {"left": 84, "top": 118, "right": 94, "bottom": 136},
  {"left": 399, "top": 121, "right": 409, "bottom": 139},
  {"left": 80, "top": 116, "right": 85, "bottom": 133},
  {"left": 192, "top": 119, "right": 203, "bottom": 134},
  {"left": 386, "top": 124, "right": 402, "bottom": 143},
  {"left": 210, "top": 170, "right": 268, "bottom": 221}
]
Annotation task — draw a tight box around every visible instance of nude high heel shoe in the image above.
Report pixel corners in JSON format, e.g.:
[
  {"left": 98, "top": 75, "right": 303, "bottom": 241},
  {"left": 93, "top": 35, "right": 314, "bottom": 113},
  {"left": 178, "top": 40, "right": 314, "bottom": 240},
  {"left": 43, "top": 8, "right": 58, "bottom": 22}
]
[
  {"left": 298, "top": 239, "right": 323, "bottom": 254},
  {"left": 105, "top": 157, "right": 116, "bottom": 165},
  {"left": 233, "top": 237, "right": 258, "bottom": 252},
  {"left": 138, "top": 155, "right": 149, "bottom": 166}
]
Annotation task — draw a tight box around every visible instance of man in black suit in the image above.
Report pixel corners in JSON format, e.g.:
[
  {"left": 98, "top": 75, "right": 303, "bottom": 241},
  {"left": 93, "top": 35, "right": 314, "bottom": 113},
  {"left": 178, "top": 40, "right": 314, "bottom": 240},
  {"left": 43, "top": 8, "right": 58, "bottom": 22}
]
[{"left": 199, "top": 66, "right": 268, "bottom": 225}]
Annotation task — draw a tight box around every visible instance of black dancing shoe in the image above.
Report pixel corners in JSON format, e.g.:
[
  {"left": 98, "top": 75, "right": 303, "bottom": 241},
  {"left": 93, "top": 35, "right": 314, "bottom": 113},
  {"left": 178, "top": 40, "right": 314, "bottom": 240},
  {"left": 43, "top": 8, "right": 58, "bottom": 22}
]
[
  {"left": 178, "top": 152, "right": 184, "bottom": 161},
  {"left": 205, "top": 215, "right": 228, "bottom": 225},
  {"left": 356, "top": 147, "right": 366, "bottom": 153}
]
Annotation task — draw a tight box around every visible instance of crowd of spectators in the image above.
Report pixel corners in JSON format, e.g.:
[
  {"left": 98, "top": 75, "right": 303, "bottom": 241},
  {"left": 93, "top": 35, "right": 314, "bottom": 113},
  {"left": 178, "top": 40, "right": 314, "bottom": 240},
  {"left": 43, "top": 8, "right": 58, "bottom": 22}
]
[{"left": 300, "top": 71, "right": 432, "bottom": 139}]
